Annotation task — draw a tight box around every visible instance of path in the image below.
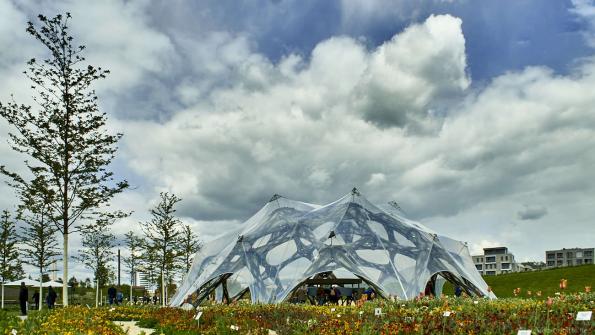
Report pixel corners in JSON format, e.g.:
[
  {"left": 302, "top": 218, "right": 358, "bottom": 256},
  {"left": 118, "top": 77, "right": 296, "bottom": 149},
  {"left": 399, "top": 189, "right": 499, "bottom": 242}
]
[{"left": 114, "top": 321, "right": 155, "bottom": 335}]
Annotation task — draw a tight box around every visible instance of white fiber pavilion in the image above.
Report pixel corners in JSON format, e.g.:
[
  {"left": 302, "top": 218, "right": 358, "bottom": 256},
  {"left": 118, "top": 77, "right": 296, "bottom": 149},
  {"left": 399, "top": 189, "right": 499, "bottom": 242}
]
[{"left": 171, "top": 188, "right": 495, "bottom": 305}]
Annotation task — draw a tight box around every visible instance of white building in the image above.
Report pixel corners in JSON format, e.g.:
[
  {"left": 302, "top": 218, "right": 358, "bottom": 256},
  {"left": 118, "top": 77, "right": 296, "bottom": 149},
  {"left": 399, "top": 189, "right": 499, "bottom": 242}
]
[{"left": 472, "top": 247, "right": 519, "bottom": 275}]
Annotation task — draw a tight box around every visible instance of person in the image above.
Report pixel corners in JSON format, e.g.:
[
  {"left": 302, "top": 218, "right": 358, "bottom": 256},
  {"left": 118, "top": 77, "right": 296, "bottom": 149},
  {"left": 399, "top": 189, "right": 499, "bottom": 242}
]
[
  {"left": 454, "top": 285, "right": 463, "bottom": 297},
  {"left": 364, "top": 287, "right": 375, "bottom": 301},
  {"left": 107, "top": 286, "right": 117, "bottom": 305},
  {"left": 18, "top": 282, "right": 28, "bottom": 316},
  {"left": 329, "top": 285, "right": 340, "bottom": 305},
  {"left": 32, "top": 291, "right": 40, "bottom": 310},
  {"left": 152, "top": 294, "right": 158, "bottom": 305},
  {"left": 46, "top": 286, "right": 57, "bottom": 309},
  {"left": 316, "top": 286, "right": 325, "bottom": 306},
  {"left": 116, "top": 291, "right": 123, "bottom": 305}
]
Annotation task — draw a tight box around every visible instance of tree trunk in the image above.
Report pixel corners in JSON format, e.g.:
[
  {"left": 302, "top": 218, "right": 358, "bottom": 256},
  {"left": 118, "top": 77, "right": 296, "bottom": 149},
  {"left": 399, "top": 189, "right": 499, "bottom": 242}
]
[
  {"left": 1, "top": 282, "right": 4, "bottom": 309},
  {"left": 39, "top": 271, "right": 43, "bottom": 311},
  {"left": 63, "top": 232, "right": 69, "bottom": 306},
  {"left": 130, "top": 271, "right": 133, "bottom": 305},
  {"left": 95, "top": 278, "right": 99, "bottom": 308},
  {"left": 161, "top": 273, "right": 165, "bottom": 306}
]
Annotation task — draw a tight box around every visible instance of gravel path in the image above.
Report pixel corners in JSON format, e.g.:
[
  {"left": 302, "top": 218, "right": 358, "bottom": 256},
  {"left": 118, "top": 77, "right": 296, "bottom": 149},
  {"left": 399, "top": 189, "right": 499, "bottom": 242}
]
[{"left": 114, "top": 321, "right": 155, "bottom": 335}]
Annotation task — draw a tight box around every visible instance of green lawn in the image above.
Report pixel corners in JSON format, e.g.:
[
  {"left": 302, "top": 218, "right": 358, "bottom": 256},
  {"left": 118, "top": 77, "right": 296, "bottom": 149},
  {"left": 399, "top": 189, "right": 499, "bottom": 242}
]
[{"left": 443, "top": 264, "right": 594, "bottom": 298}]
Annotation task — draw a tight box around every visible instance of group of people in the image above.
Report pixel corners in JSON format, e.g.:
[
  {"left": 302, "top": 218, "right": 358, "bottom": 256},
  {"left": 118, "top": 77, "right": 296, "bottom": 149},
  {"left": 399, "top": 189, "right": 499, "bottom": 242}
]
[
  {"left": 18, "top": 282, "right": 58, "bottom": 316},
  {"left": 294, "top": 285, "right": 376, "bottom": 306}
]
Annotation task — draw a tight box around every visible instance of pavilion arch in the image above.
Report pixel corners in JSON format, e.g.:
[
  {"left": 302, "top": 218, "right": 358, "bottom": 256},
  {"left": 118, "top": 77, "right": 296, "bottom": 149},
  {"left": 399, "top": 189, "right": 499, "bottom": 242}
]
[{"left": 171, "top": 189, "right": 496, "bottom": 306}]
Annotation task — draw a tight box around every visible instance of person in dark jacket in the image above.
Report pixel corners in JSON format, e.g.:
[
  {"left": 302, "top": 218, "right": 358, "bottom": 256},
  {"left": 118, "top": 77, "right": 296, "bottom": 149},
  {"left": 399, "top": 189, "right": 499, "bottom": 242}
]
[
  {"left": 107, "top": 286, "right": 117, "bottom": 305},
  {"left": 32, "top": 291, "right": 40, "bottom": 310},
  {"left": 18, "top": 282, "right": 28, "bottom": 315},
  {"left": 46, "top": 286, "right": 57, "bottom": 309}
]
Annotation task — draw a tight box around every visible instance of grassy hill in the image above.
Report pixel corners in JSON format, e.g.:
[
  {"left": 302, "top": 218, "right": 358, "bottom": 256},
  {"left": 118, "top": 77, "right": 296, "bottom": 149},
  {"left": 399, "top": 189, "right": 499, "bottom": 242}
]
[{"left": 443, "top": 265, "right": 594, "bottom": 299}]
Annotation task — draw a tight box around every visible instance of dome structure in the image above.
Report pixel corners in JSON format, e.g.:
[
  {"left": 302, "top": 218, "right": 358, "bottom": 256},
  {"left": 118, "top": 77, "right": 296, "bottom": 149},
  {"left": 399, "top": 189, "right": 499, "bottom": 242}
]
[{"left": 170, "top": 189, "right": 496, "bottom": 306}]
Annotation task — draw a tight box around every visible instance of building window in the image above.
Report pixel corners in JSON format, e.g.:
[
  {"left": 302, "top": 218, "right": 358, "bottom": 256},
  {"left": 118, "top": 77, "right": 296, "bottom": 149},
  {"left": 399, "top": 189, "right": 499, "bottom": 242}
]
[
  {"left": 576, "top": 259, "right": 583, "bottom": 265},
  {"left": 476, "top": 264, "right": 482, "bottom": 270},
  {"left": 501, "top": 263, "right": 510, "bottom": 270},
  {"left": 576, "top": 252, "right": 583, "bottom": 258},
  {"left": 547, "top": 253, "right": 555, "bottom": 259},
  {"left": 557, "top": 260, "right": 563, "bottom": 266},
  {"left": 557, "top": 253, "right": 563, "bottom": 258},
  {"left": 486, "top": 271, "right": 496, "bottom": 275},
  {"left": 584, "top": 251, "right": 593, "bottom": 257},
  {"left": 567, "top": 252, "right": 574, "bottom": 258},
  {"left": 566, "top": 260, "right": 573, "bottom": 266},
  {"left": 547, "top": 261, "right": 555, "bottom": 266},
  {"left": 585, "top": 259, "right": 592, "bottom": 264},
  {"left": 486, "top": 256, "right": 496, "bottom": 263}
]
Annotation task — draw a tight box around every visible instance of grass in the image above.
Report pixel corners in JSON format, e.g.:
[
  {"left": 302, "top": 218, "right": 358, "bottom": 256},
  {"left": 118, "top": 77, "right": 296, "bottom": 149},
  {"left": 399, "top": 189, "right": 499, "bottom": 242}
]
[{"left": 443, "top": 264, "right": 594, "bottom": 298}]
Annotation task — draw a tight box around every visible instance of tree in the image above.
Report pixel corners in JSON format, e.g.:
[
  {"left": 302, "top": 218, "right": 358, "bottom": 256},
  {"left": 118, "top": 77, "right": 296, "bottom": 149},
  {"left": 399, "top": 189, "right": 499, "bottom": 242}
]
[
  {"left": 178, "top": 224, "right": 201, "bottom": 275},
  {"left": 140, "top": 192, "right": 183, "bottom": 306},
  {"left": 0, "top": 210, "right": 22, "bottom": 308},
  {"left": 74, "top": 218, "right": 115, "bottom": 307},
  {"left": 17, "top": 177, "right": 60, "bottom": 310},
  {"left": 0, "top": 13, "right": 128, "bottom": 306},
  {"left": 123, "top": 231, "right": 142, "bottom": 302}
]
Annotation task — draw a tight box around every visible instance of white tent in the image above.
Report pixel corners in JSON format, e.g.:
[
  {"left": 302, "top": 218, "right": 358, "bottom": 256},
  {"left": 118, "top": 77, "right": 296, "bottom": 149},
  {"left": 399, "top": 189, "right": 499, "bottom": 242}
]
[
  {"left": 5, "top": 278, "right": 41, "bottom": 287},
  {"left": 171, "top": 189, "right": 496, "bottom": 305},
  {"left": 42, "top": 280, "right": 68, "bottom": 288}
]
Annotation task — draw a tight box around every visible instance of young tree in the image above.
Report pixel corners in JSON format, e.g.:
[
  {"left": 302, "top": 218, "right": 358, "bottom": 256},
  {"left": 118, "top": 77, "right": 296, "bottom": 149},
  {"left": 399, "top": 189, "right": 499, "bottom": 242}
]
[
  {"left": 140, "top": 192, "right": 183, "bottom": 306},
  {"left": 0, "top": 13, "right": 128, "bottom": 306},
  {"left": 18, "top": 177, "right": 60, "bottom": 310},
  {"left": 0, "top": 210, "right": 22, "bottom": 308},
  {"left": 74, "top": 218, "right": 115, "bottom": 307},
  {"left": 178, "top": 224, "right": 201, "bottom": 275},
  {"left": 123, "top": 231, "right": 142, "bottom": 303}
]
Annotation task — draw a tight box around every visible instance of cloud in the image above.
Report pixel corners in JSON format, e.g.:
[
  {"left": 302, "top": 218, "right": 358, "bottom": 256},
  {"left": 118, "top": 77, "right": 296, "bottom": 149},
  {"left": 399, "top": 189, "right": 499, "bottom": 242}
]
[
  {"left": 355, "top": 15, "right": 469, "bottom": 129},
  {"left": 517, "top": 205, "right": 548, "bottom": 221},
  {"left": 2, "top": 1, "right": 595, "bottom": 278},
  {"left": 571, "top": 0, "right": 595, "bottom": 47}
]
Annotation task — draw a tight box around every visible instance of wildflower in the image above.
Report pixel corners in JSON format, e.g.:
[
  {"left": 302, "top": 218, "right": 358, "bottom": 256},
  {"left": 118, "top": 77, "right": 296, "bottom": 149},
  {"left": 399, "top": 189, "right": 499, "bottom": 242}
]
[
  {"left": 559, "top": 279, "right": 567, "bottom": 290},
  {"left": 546, "top": 297, "right": 553, "bottom": 306},
  {"left": 585, "top": 286, "right": 591, "bottom": 293}
]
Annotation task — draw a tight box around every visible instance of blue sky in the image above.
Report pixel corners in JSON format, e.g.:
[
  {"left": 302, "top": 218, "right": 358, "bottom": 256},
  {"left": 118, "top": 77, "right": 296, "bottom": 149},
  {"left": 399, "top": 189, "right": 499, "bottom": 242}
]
[{"left": 1, "top": 0, "right": 595, "bottom": 281}]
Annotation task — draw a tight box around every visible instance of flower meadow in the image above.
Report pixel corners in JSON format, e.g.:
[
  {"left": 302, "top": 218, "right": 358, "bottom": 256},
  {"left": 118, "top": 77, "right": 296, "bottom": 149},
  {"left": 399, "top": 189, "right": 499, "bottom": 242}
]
[{"left": 0, "top": 293, "right": 593, "bottom": 335}]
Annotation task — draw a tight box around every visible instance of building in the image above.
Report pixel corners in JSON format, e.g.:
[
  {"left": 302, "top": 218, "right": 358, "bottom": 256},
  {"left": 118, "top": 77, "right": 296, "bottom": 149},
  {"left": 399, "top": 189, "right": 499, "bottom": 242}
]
[
  {"left": 545, "top": 248, "right": 594, "bottom": 268},
  {"left": 133, "top": 271, "right": 152, "bottom": 291},
  {"left": 472, "top": 247, "right": 519, "bottom": 275}
]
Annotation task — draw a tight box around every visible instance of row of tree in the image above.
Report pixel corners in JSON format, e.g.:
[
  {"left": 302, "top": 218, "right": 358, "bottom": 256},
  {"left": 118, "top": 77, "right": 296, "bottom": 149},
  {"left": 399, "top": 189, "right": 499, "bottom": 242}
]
[{"left": 0, "top": 13, "right": 199, "bottom": 307}]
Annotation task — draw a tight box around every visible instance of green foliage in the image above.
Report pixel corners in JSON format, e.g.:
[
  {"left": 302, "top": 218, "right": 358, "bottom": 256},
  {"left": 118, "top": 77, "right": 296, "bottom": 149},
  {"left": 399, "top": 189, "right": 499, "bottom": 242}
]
[
  {"left": 179, "top": 224, "right": 201, "bottom": 274},
  {"left": 140, "top": 192, "right": 183, "bottom": 291},
  {"left": 74, "top": 218, "right": 116, "bottom": 287},
  {"left": 0, "top": 210, "right": 23, "bottom": 282},
  {"left": 18, "top": 177, "right": 60, "bottom": 279},
  {"left": 483, "top": 265, "right": 595, "bottom": 298},
  {"left": 0, "top": 13, "right": 129, "bottom": 305}
]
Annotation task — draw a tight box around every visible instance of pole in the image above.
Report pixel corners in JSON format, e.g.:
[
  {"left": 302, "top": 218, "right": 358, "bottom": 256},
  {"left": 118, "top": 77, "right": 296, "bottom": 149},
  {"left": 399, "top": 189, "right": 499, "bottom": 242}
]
[
  {"left": 117, "top": 249, "right": 121, "bottom": 287},
  {"left": 95, "top": 278, "right": 99, "bottom": 307}
]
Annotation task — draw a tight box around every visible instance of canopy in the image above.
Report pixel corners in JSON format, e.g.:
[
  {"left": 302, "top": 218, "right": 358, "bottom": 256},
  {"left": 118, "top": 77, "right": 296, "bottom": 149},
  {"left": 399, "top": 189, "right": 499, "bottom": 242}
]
[
  {"left": 171, "top": 189, "right": 496, "bottom": 305},
  {"left": 42, "top": 280, "right": 68, "bottom": 288},
  {"left": 4, "top": 278, "right": 41, "bottom": 287}
]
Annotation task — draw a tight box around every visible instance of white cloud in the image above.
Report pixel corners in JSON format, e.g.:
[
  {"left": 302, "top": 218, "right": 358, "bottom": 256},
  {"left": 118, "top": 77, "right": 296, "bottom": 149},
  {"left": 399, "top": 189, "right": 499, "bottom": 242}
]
[{"left": 2, "top": 2, "right": 595, "bottom": 279}]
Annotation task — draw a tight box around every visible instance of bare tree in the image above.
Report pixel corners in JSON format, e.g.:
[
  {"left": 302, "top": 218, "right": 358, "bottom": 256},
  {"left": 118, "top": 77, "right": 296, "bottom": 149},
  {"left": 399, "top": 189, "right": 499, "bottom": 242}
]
[{"left": 0, "top": 13, "right": 128, "bottom": 306}]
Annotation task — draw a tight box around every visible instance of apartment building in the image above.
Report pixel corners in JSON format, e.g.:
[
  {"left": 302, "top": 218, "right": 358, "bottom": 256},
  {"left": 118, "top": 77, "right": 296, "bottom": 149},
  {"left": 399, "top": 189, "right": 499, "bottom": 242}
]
[
  {"left": 472, "top": 247, "right": 518, "bottom": 275},
  {"left": 545, "top": 248, "right": 594, "bottom": 268}
]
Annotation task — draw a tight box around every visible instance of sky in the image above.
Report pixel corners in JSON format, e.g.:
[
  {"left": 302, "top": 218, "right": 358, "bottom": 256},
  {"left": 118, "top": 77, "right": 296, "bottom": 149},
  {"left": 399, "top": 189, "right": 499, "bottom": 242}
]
[{"left": 1, "top": 0, "right": 595, "bottom": 282}]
